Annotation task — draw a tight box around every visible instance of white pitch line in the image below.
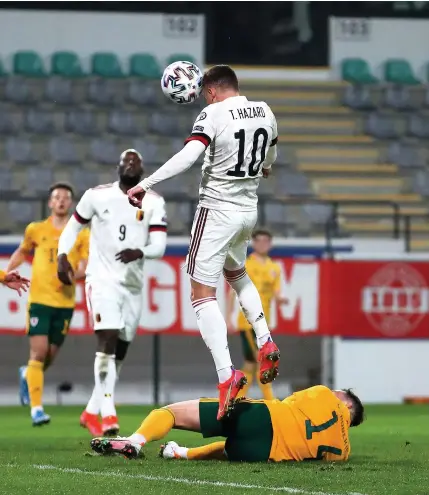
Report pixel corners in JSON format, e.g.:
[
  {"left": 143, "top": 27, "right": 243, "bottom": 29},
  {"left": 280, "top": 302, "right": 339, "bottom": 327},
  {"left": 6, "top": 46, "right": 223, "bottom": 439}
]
[{"left": 2, "top": 463, "right": 368, "bottom": 495}]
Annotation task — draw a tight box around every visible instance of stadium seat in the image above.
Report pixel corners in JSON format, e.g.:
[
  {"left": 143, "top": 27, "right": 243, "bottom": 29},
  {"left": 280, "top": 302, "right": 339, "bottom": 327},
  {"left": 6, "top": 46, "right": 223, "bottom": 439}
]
[
  {"left": 51, "top": 51, "right": 85, "bottom": 77},
  {"left": 127, "top": 80, "right": 158, "bottom": 106},
  {"left": 166, "top": 54, "right": 196, "bottom": 65},
  {"left": 26, "top": 167, "right": 54, "bottom": 196},
  {"left": 4, "top": 77, "right": 33, "bottom": 104},
  {"left": 342, "top": 85, "right": 376, "bottom": 110},
  {"left": 129, "top": 53, "right": 162, "bottom": 78},
  {"left": 0, "top": 58, "right": 8, "bottom": 77},
  {"left": 387, "top": 142, "right": 426, "bottom": 168},
  {"left": 407, "top": 114, "right": 429, "bottom": 139},
  {"left": 65, "top": 109, "right": 98, "bottom": 135},
  {"left": 165, "top": 201, "right": 193, "bottom": 234},
  {"left": 413, "top": 170, "right": 429, "bottom": 196},
  {"left": 13, "top": 51, "right": 46, "bottom": 77},
  {"left": 384, "top": 59, "right": 421, "bottom": 85},
  {"left": 303, "top": 204, "right": 333, "bottom": 225},
  {"left": 276, "top": 170, "right": 312, "bottom": 196},
  {"left": 107, "top": 110, "right": 140, "bottom": 136},
  {"left": 44, "top": 77, "right": 75, "bottom": 105},
  {"left": 6, "top": 137, "right": 39, "bottom": 164},
  {"left": 341, "top": 58, "right": 378, "bottom": 84},
  {"left": 148, "top": 112, "right": 180, "bottom": 136},
  {"left": 87, "top": 78, "right": 118, "bottom": 106},
  {"left": 132, "top": 139, "right": 159, "bottom": 164},
  {"left": 0, "top": 110, "right": 17, "bottom": 135},
  {"left": 8, "top": 201, "right": 35, "bottom": 224},
  {"left": 49, "top": 137, "right": 81, "bottom": 165},
  {"left": 25, "top": 109, "right": 55, "bottom": 135},
  {"left": 91, "top": 52, "right": 124, "bottom": 78},
  {"left": 71, "top": 169, "right": 100, "bottom": 194},
  {"left": 383, "top": 86, "right": 415, "bottom": 110},
  {"left": 90, "top": 138, "right": 119, "bottom": 164},
  {"left": 0, "top": 170, "right": 12, "bottom": 192},
  {"left": 364, "top": 113, "right": 400, "bottom": 139}
]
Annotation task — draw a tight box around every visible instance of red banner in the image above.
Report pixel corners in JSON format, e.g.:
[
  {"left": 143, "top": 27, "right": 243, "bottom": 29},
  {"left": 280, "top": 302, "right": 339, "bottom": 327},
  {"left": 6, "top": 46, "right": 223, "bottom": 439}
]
[{"left": 0, "top": 257, "right": 428, "bottom": 338}]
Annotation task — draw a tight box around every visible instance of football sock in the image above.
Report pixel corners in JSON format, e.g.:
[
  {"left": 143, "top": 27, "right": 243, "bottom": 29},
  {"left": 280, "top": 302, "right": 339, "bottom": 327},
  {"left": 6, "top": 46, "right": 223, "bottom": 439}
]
[
  {"left": 192, "top": 298, "right": 233, "bottom": 383},
  {"left": 85, "top": 353, "right": 105, "bottom": 415},
  {"left": 115, "top": 359, "right": 123, "bottom": 378},
  {"left": 258, "top": 380, "right": 275, "bottom": 400},
  {"left": 128, "top": 407, "right": 175, "bottom": 445},
  {"left": 225, "top": 272, "right": 271, "bottom": 348},
  {"left": 27, "top": 359, "right": 44, "bottom": 409},
  {"left": 237, "top": 370, "right": 253, "bottom": 398},
  {"left": 187, "top": 441, "right": 227, "bottom": 460},
  {"left": 100, "top": 354, "right": 117, "bottom": 418}
]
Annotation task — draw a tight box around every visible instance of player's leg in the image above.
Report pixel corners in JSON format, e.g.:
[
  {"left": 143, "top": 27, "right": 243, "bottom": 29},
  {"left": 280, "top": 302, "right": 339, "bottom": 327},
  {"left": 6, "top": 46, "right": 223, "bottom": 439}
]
[
  {"left": 186, "top": 207, "right": 247, "bottom": 419},
  {"left": 162, "top": 441, "right": 227, "bottom": 461},
  {"left": 25, "top": 304, "right": 53, "bottom": 426},
  {"left": 81, "top": 282, "right": 122, "bottom": 436},
  {"left": 224, "top": 212, "right": 280, "bottom": 385}
]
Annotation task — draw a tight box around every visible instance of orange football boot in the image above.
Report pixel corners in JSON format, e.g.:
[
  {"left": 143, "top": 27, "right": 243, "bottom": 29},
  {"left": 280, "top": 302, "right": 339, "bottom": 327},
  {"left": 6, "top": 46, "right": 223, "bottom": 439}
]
[
  {"left": 258, "top": 339, "right": 280, "bottom": 384},
  {"left": 102, "top": 415, "right": 120, "bottom": 436},
  {"left": 80, "top": 410, "right": 103, "bottom": 437},
  {"left": 217, "top": 369, "right": 247, "bottom": 420}
]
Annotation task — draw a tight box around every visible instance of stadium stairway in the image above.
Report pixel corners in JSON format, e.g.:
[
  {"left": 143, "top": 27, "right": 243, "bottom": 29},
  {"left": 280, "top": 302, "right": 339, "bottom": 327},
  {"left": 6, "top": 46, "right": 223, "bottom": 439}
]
[{"left": 241, "top": 80, "right": 429, "bottom": 251}]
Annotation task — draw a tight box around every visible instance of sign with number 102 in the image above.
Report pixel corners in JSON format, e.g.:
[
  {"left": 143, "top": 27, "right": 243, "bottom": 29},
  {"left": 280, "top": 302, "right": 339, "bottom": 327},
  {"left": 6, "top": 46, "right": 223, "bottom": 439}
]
[{"left": 163, "top": 15, "right": 199, "bottom": 38}]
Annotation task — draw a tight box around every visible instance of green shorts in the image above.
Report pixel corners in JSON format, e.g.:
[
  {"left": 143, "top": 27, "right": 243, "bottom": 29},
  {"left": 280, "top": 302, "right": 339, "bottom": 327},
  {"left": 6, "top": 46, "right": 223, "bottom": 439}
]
[
  {"left": 199, "top": 399, "right": 273, "bottom": 462},
  {"left": 239, "top": 328, "right": 258, "bottom": 363},
  {"left": 27, "top": 303, "right": 73, "bottom": 347}
]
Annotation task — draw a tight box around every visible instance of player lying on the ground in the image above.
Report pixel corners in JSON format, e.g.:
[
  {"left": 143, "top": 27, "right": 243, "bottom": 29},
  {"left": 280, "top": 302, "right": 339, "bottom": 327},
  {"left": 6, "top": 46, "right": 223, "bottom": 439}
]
[
  {"left": 0, "top": 270, "right": 30, "bottom": 295},
  {"left": 91, "top": 385, "right": 364, "bottom": 462}
]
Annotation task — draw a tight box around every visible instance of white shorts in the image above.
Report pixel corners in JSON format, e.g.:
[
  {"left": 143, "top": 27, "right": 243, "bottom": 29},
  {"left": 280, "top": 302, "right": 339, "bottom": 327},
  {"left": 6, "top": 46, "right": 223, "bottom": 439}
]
[
  {"left": 85, "top": 281, "right": 143, "bottom": 342},
  {"left": 186, "top": 207, "right": 258, "bottom": 287}
]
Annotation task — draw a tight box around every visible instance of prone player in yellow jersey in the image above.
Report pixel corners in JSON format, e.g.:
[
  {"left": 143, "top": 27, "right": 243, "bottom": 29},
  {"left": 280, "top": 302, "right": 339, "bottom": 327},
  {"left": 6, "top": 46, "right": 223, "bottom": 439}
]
[
  {"left": 226, "top": 229, "right": 287, "bottom": 400},
  {"left": 7, "top": 183, "right": 89, "bottom": 426},
  {"left": 91, "top": 385, "right": 364, "bottom": 462}
]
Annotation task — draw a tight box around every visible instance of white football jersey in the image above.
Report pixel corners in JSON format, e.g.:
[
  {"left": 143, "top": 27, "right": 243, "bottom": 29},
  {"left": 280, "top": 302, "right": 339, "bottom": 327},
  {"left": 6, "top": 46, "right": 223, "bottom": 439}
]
[
  {"left": 185, "top": 95, "right": 278, "bottom": 211},
  {"left": 74, "top": 181, "right": 167, "bottom": 289}
]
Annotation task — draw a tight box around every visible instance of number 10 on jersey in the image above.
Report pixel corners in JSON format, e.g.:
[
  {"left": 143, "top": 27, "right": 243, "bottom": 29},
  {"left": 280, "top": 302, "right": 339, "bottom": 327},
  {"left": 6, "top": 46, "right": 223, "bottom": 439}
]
[{"left": 227, "top": 128, "right": 269, "bottom": 178}]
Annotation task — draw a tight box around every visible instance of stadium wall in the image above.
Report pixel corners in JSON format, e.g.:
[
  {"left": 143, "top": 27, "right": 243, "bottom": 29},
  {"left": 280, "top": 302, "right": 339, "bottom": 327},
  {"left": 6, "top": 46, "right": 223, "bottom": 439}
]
[
  {"left": 0, "top": 9, "right": 205, "bottom": 69},
  {"left": 329, "top": 17, "right": 429, "bottom": 78}
]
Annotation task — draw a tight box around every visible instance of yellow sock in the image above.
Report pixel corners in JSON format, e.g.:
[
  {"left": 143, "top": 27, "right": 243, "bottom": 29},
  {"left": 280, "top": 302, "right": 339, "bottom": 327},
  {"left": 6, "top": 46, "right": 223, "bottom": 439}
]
[
  {"left": 258, "top": 381, "right": 275, "bottom": 400},
  {"left": 134, "top": 408, "right": 175, "bottom": 443},
  {"left": 187, "top": 441, "right": 226, "bottom": 460},
  {"left": 237, "top": 370, "right": 254, "bottom": 398},
  {"left": 27, "top": 360, "right": 44, "bottom": 408}
]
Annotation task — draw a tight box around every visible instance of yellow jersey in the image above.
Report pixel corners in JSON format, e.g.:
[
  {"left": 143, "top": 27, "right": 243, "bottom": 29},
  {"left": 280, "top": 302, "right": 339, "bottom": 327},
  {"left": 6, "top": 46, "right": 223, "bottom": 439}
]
[
  {"left": 237, "top": 254, "right": 281, "bottom": 330},
  {"left": 21, "top": 217, "right": 90, "bottom": 308},
  {"left": 266, "top": 385, "right": 351, "bottom": 462}
]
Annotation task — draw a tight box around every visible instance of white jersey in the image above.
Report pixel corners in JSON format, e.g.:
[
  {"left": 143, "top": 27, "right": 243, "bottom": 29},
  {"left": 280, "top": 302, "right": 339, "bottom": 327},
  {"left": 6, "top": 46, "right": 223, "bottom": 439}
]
[
  {"left": 74, "top": 181, "right": 167, "bottom": 290},
  {"left": 185, "top": 95, "right": 278, "bottom": 211}
]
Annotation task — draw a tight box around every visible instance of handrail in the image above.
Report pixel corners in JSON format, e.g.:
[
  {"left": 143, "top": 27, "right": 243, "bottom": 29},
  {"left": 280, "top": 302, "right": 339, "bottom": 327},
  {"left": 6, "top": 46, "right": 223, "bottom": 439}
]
[{"left": 403, "top": 214, "right": 429, "bottom": 253}]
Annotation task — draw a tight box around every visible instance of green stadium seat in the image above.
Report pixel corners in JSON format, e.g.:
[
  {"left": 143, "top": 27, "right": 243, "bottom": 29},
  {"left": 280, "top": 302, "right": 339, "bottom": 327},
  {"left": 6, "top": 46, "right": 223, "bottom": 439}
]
[
  {"left": 384, "top": 59, "right": 421, "bottom": 85},
  {"left": 0, "top": 58, "right": 8, "bottom": 77},
  {"left": 166, "top": 54, "right": 196, "bottom": 66},
  {"left": 13, "top": 51, "right": 46, "bottom": 77},
  {"left": 51, "top": 51, "right": 85, "bottom": 77},
  {"left": 129, "top": 53, "right": 162, "bottom": 79},
  {"left": 341, "top": 58, "right": 378, "bottom": 84},
  {"left": 91, "top": 52, "right": 124, "bottom": 78}
]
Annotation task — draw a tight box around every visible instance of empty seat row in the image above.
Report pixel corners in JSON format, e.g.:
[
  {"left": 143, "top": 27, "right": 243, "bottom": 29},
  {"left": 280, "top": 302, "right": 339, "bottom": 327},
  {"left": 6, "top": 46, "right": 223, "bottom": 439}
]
[
  {"left": 0, "top": 109, "right": 190, "bottom": 137},
  {"left": 343, "top": 85, "right": 429, "bottom": 111},
  {"left": 365, "top": 113, "right": 429, "bottom": 139},
  {"left": 0, "top": 78, "right": 187, "bottom": 107},
  {"left": 0, "top": 51, "right": 196, "bottom": 79},
  {"left": 342, "top": 58, "right": 426, "bottom": 85}
]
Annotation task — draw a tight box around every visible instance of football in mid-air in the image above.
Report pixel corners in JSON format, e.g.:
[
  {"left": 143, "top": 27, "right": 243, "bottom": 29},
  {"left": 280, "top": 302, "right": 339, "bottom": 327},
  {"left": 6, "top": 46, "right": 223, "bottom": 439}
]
[{"left": 161, "top": 61, "right": 203, "bottom": 104}]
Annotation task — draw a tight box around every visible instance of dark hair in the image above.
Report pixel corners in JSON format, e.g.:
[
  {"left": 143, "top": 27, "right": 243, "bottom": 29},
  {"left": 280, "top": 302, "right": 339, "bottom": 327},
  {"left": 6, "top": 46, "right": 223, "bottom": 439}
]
[
  {"left": 202, "top": 65, "right": 239, "bottom": 91},
  {"left": 343, "top": 388, "right": 365, "bottom": 427},
  {"left": 49, "top": 182, "right": 75, "bottom": 198},
  {"left": 252, "top": 229, "right": 273, "bottom": 240}
]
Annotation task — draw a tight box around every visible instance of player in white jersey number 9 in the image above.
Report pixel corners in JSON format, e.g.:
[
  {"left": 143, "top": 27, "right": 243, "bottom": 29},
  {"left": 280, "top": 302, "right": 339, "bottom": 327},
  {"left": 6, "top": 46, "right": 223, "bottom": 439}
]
[{"left": 127, "top": 65, "right": 280, "bottom": 421}]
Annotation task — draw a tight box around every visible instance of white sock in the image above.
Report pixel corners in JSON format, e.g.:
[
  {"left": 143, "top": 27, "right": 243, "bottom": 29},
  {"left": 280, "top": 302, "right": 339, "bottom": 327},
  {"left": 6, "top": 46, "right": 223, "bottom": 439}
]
[
  {"left": 85, "top": 352, "right": 106, "bottom": 415},
  {"left": 100, "top": 354, "right": 117, "bottom": 418},
  {"left": 128, "top": 433, "right": 147, "bottom": 445},
  {"left": 31, "top": 406, "right": 43, "bottom": 415},
  {"left": 177, "top": 446, "right": 189, "bottom": 459},
  {"left": 192, "top": 297, "right": 233, "bottom": 383},
  {"left": 115, "top": 359, "right": 123, "bottom": 378},
  {"left": 225, "top": 271, "right": 271, "bottom": 348}
]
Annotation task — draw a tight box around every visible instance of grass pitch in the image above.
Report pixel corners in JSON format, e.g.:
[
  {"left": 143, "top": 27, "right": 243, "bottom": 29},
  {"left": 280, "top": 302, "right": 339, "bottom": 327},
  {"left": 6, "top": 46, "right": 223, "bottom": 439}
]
[{"left": 0, "top": 404, "right": 428, "bottom": 495}]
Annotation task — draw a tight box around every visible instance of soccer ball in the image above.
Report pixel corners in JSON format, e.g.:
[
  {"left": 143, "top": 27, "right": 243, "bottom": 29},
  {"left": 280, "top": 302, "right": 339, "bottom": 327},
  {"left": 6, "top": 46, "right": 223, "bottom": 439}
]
[{"left": 161, "top": 61, "right": 203, "bottom": 104}]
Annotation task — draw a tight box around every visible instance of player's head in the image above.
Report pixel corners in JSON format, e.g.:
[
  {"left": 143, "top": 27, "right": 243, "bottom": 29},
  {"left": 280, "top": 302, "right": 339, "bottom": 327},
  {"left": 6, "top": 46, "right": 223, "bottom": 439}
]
[
  {"left": 48, "top": 182, "right": 74, "bottom": 218},
  {"left": 202, "top": 65, "right": 239, "bottom": 104},
  {"left": 251, "top": 229, "right": 273, "bottom": 256},
  {"left": 333, "top": 389, "right": 365, "bottom": 428},
  {"left": 118, "top": 149, "right": 144, "bottom": 188}
]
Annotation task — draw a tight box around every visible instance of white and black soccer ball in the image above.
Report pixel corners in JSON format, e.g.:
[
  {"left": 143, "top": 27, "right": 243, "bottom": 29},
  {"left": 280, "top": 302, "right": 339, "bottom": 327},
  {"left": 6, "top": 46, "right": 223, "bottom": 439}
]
[{"left": 161, "top": 61, "right": 203, "bottom": 104}]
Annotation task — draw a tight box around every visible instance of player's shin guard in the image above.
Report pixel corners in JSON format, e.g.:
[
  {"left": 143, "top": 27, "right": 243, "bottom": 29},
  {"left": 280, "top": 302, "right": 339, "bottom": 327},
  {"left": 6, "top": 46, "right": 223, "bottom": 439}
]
[
  {"left": 224, "top": 271, "right": 271, "bottom": 348},
  {"left": 192, "top": 297, "right": 233, "bottom": 383},
  {"left": 27, "top": 359, "right": 44, "bottom": 410},
  {"left": 100, "top": 354, "right": 117, "bottom": 419},
  {"left": 128, "top": 407, "right": 175, "bottom": 445}
]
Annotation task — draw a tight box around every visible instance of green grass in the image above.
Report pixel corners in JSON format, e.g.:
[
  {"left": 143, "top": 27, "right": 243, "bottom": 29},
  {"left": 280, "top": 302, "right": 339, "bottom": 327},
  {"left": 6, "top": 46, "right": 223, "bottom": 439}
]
[{"left": 0, "top": 405, "right": 428, "bottom": 495}]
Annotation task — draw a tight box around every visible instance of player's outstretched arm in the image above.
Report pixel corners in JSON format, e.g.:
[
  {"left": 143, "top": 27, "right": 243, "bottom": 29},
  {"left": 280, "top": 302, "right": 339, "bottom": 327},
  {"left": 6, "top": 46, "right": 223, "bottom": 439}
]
[
  {"left": 0, "top": 270, "right": 30, "bottom": 296},
  {"left": 6, "top": 223, "right": 35, "bottom": 272},
  {"left": 128, "top": 141, "right": 205, "bottom": 207}
]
